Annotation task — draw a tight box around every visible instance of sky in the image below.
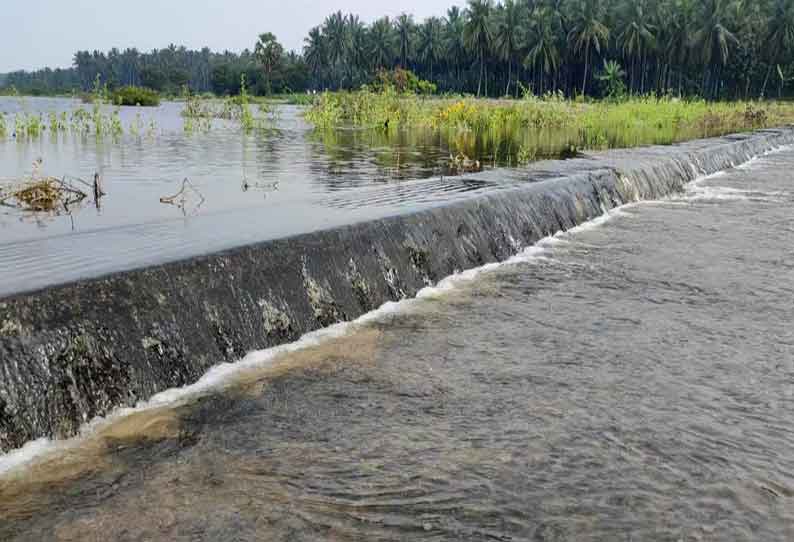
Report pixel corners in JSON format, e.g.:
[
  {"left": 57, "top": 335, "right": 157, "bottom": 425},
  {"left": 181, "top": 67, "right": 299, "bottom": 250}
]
[{"left": 1, "top": 0, "right": 465, "bottom": 73}]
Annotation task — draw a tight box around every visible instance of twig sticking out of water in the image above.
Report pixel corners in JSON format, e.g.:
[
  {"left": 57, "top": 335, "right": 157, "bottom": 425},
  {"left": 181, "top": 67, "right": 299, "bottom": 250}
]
[
  {"left": 93, "top": 173, "right": 105, "bottom": 199},
  {"left": 160, "top": 178, "right": 206, "bottom": 216}
]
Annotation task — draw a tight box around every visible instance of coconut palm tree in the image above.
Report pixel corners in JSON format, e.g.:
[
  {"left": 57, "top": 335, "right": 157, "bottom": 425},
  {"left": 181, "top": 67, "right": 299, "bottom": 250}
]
[
  {"left": 691, "top": 0, "right": 738, "bottom": 67},
  {"left": 524, "top": 6, "right": 563, "bottom": 93},
  {"left": 396, "top": 13, "right": 415, "bottom": 68},
  {"left": 324, "top": 11, "right": 350, "bottom": 88},
  {"left": 617, "top": 0, "right": 657, "bottom": 94},
  {"left": 566, "top": 0, "right": 610, "bottom": 96},
  {"left": 444, "top": 7, "right": 468, "bottom": 90},
  {"left": 762, "top": 0, "right": 794, "bottom": 97},
  {"left": 304, "top": 27, "right": 327, "bottom": 89},
  {"left": 493, "top": 0, "right": 524, "bottom": 96},
  {"left": 370, "top": 17, "right": 396, "bottom": 70},
  {"left": 464, "top": 0, "right": 494, "bottom": 96},
  {"left": 659, "top": 0, "right": 694, "bottom": 96},
  {"left": 691, "top": 0, "right": 739, "bottom": 97},
  {"left": 417, "top": 17, "right": 445, "bottom": 80},
  {"left": 347, "top": 15, "right": 368, "bottom": 85}
]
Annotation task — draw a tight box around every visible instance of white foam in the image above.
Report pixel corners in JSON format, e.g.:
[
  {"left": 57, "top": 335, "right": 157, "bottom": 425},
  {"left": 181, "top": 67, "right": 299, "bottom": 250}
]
[
  {"left": 0, "top": 438, "right": 54, "bottom": 475},
  {"left": 686, "top": 185, "right": 784, "bottom": 202},
  {"left": 736, "top": 143, "right": 794, "bottom": 169}
]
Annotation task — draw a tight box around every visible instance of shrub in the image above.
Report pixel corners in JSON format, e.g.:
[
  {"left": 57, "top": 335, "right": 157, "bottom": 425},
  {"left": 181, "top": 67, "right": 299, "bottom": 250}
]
[
  {"left": 111, "top": 86, "right": 161, "bottom": 107},
  {"left": 372, "top": 68, "right": 437, "bottom": 95}
]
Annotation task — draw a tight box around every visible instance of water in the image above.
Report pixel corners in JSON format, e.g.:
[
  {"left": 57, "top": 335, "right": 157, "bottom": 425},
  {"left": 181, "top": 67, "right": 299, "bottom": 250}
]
[
  {"left": 2, "top": 147, "right": 793, "bottom": 540},
  {"left": 0, "top": 97, "right": 530, "bottom": 295}
]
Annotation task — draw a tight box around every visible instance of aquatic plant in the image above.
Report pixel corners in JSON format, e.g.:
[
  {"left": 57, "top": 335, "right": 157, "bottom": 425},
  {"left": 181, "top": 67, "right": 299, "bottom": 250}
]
[
  {"left": 181, "top": 88, "right": 212, "bottom": 134},
  {"left": 47, "top": 111, "right": 67, "bottom": 134},
  {"left": 0, "top": 113, "right": 5, "bottom": 138},
  {"left": 69, "top": 107, "right": 91, "bottom": 134},
  {"left": 181, "top": 75, "right": 270, "bottom": 133},
  {"left": 181, "top": 85, "right": 214, "bottom": 120},
  {"left": 13, "top": 112, "right": 44, "bottom": 139},
  {"left": 237, "top": 74, "right": 255, "bottom": 133},
  {"left": 129, "top": 113, "right": 143, "bottom": 137},
  {"left": 109, "top": 110, "right": 123, "bottom": 137}
]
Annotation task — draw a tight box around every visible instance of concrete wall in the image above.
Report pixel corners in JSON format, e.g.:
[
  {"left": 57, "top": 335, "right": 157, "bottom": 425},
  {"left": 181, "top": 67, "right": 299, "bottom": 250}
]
[{"left": 1, "top": 128, "right": 792, "bottom": 452}]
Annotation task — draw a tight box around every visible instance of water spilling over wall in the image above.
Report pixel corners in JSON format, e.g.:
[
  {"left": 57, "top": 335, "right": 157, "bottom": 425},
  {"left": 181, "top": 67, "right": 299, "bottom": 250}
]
[{"left": 1, "top": 128, "right": 792, "bottom": 452}]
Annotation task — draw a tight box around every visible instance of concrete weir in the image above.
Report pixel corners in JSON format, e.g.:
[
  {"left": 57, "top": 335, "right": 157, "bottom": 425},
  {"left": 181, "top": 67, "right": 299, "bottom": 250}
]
[{"left": 1, "top": 127, "right": 793, "bottom": 452}]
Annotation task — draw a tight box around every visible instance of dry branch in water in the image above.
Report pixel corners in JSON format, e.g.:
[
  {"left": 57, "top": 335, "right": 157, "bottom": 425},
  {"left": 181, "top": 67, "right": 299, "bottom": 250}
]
[{"left": 160, "top": 178, "right": 206, "bottom": 215}]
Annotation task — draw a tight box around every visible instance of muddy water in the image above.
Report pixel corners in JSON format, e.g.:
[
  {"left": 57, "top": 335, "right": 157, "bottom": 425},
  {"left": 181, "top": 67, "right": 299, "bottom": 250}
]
[{"left": 2, "top": 150, "right": 794, "bottom": 541}]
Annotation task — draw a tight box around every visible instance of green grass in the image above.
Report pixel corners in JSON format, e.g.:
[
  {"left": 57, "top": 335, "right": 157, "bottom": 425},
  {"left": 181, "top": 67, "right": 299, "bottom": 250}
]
[{"left": 305, "top": 90, "right": 794, "bottom": 164}]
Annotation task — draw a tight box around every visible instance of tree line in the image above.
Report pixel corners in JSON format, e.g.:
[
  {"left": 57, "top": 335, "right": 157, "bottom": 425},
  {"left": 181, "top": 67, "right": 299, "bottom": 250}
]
[
  {"left": 2, "top": 43, "right": 309, "bottom": 97},
  {"left": 4, "top": 0, "right": 794, "bottom": 100},
  {"left": 304, "top": 0, "right": 794, "bottom": 99}
]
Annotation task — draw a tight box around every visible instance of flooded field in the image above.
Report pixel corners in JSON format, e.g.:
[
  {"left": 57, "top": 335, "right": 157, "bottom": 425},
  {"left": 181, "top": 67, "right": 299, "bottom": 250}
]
[
  {"left": 0, "top": 96, "right": 786, "bottom": 295},
  {"left": 2, "top": 148, "right": 793, "bottom": 541},
  {"left": 0, "top": 97, "right": 530, "bottom": 295}
]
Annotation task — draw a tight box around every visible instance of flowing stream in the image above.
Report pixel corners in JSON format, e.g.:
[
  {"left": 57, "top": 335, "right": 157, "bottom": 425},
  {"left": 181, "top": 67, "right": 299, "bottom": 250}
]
[{"left": 1, "top": 149, "right": 793, "bottom": 541}]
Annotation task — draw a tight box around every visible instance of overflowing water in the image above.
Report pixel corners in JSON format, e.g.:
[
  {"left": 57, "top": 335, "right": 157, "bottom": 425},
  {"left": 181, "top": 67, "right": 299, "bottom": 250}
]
[{"left": 1, "top": 145, "right": 792, "bottom": 540}]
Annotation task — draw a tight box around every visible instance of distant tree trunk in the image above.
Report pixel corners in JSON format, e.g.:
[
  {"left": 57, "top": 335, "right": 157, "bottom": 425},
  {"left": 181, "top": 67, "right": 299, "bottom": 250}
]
[
  {"left": 506, "top": 58, "right": 512, "bottom": 96},
  {"left": 477, "top": 49, "right": 484, "bottom": 96},
  {"left": 641, "top": 49, "right": 647, "bottom": 94},
  {"left": 678, "top": 70, "right": 683, "bottom": 97},
  {"left": 582, "top": 45, "right": 590, "bottom": 96},
  {"left": 760, "top": 65, "right": 773, "bottom": 99}
]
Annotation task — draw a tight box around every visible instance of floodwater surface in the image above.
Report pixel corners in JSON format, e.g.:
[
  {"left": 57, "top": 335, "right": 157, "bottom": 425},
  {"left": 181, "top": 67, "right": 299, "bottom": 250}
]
[
  {"left": 1, "top": 148, "right": 792, "bottom": 540},
  {"left": 0, "top": 97, "right": 526, "bottom": 295}
]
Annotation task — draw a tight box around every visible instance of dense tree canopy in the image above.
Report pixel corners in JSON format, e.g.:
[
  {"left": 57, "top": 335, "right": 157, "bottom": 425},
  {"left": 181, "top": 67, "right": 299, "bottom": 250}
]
[
  {"left": 4, "top": 0, "right": 794, "bottom": 99},
  {"left": 2, "top": 45, "right": 308, "bottom": 97}
]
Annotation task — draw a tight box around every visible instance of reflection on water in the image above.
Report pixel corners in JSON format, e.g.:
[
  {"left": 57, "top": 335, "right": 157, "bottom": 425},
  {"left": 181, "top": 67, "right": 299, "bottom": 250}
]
[
  {"left": 0, "top": 96, "right": 773, "bottom": 297},
  {"left": 2, "top": 150, "right": 794, "bottom": 541},
  {"left": 0, "top": 96, "right": 755, "bottom": 241},
  {"left": 0, "top": 97, "right": 540, "bottom": 295},
  {"left": 0, "top": 97, "right": 522, "bottom": 243}
]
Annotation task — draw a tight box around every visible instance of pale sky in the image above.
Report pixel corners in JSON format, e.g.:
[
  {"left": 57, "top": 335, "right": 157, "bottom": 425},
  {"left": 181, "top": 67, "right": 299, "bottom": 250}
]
[{"left": 1, "top": 0, "right": 465, "bottom": 72}]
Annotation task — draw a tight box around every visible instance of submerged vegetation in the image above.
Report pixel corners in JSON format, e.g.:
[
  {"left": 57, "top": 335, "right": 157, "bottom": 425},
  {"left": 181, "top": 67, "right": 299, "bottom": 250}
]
[
  {"left": 0, "top": 75, "right": 271, "bottom": 142},
  {"left": 180, "top": 75, "right": 271, "bottom": 133}
]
